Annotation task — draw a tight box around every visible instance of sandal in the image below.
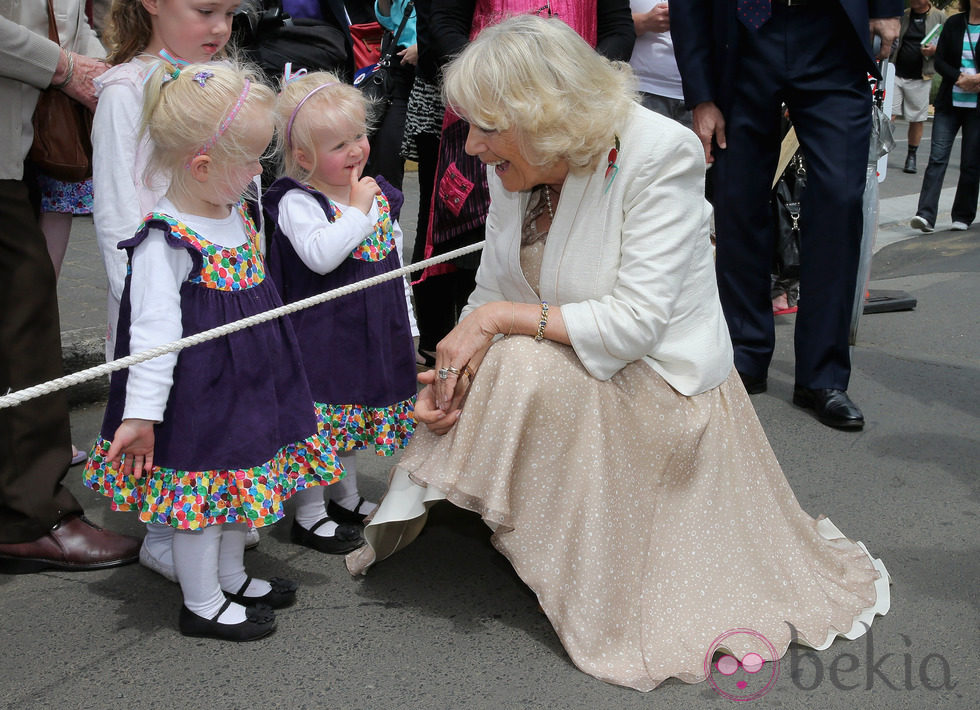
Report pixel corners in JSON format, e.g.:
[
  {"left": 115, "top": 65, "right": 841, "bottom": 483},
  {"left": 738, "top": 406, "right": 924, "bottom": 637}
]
[{"left": 70, "top": 446, "right": 87, "bottom": 466}]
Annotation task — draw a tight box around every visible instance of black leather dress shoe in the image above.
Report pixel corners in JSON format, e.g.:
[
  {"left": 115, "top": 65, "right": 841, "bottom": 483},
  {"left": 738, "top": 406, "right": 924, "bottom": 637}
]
[
  {"left": 179, "top": 599, "right": 276, "bottom": 642},
  {"left": 225, "top": 576, "right": 298, "bottom": 609},
  {"left": 290, "top": 517, "right": 364, "bottom": 554},
  {"left": 792, "top": 386, "right": 865, "bottom": 430},
  {"left": 738, "top": 371, "right": 768, "bottom": 394},
  {"left": 0, "top": 514, "right": 140, "bottom": 573},
  {"left": 903, "top": 153, "right": 917, "bottom": 174}
]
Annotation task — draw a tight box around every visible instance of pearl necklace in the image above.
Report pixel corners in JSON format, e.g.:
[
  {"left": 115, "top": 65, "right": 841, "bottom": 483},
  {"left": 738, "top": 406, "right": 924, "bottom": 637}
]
[{"left": 543, "top": 184, "right": 554, "bottom": 220}]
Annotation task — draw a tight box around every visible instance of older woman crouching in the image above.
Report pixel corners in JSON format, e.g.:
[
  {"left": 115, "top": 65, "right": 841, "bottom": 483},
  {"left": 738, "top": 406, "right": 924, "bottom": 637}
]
[{"left": 347, "top": 14, "right": 889, "bottom": 692}]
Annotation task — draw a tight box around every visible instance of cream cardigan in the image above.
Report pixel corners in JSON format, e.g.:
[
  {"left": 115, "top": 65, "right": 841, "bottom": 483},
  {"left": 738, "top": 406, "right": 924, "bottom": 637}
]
[
  {"left": 0, "top": 0, "right": 104, "bottom": 180},
  {"left": 461, "top": 103, "right": 733, "bottom": 396}
]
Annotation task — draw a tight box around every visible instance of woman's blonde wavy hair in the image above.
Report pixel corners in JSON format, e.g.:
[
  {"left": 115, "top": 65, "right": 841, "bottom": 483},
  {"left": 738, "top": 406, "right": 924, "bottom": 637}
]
[
  {"left": 274, "top": 71, "right": 374, "bottom": 183},
  {"left": 141, "top": 61, "right": 275, "bottom": 196},
  {"left": 442, "top": 13, "right": 637, "bottom": 174}
]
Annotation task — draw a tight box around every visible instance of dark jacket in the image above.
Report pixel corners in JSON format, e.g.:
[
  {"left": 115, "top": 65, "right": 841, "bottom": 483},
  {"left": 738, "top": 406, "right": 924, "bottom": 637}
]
[
  {"left": 672, "top": 0, "right": 905, "bottom": 111},
  {"left": 889, "top": 4, "right": 946, "bottom": 79}
]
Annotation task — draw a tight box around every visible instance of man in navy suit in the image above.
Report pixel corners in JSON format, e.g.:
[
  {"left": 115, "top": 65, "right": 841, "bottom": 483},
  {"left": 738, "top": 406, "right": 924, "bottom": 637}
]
[{"left": 672, "top": 0, "right": 902, "bottom": 430}]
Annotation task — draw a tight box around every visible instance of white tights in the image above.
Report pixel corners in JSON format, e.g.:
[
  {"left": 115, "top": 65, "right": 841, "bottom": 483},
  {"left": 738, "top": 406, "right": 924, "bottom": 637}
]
[{"left": 173, "top": 524, "right": 270, "bottom": 623}]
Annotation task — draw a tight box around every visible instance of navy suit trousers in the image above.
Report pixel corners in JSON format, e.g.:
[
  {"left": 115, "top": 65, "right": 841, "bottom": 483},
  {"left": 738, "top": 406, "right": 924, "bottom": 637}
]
[{"left": 712, "top": 3, "right": 872, "bottom": 390}]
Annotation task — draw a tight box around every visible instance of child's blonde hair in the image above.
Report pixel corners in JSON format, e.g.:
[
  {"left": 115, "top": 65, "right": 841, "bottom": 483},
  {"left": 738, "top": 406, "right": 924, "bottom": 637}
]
[
  {"left": 274, "top": 71, "right": 376, "bottom": 183},
  {"left": 141, "top": 61, "right": 275, "bottom": 196}
]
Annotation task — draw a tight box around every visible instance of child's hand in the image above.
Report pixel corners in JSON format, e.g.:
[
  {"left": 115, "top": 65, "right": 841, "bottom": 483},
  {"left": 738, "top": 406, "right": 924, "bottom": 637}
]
[
  {"left": 350, "top": 167, "right": 381, "bottom": 215},
  {"left": 414, "top": 371, "right": 462, "bottom": 435},
  {"left": 106, "top": 418, "right": 156, "bottom": 478}
]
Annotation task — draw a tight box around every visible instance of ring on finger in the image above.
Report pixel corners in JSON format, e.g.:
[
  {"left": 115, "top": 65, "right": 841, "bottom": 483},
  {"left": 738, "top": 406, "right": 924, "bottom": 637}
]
[
  {"left": 446, "top": 365, "right": 461, "bottom": 376},
  {"left": 438, "top": 367, "right": 450, "bottom": 380},
  {"left": 463, "top": 365, "right": 475, "bottom": 379}
]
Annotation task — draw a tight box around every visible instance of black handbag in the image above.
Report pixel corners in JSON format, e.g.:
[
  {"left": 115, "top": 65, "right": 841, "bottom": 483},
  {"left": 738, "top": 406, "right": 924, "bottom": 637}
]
[
  {"left": 232, "top": 1, "right": 349, "bottom": 82},
  {"left": 353, "top": 1, "right": 414, "bottom": 128},
  {"left": 772, "top": 151, "right": 805, "bottom": 281}
]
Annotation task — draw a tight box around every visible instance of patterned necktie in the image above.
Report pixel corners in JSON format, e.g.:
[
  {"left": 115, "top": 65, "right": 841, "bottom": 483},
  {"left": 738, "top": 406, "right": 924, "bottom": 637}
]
[{"left": 737, "top": 0, "right": 772, "bottom": 30}]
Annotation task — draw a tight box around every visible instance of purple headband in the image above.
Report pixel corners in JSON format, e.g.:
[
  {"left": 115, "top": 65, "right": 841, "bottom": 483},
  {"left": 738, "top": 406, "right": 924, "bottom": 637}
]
[
  {"left": 188, "top": 79, "right": 251, "bottom": 167},
  {"left": 286, "top": 82, "right": 338, "bottom": 148}
]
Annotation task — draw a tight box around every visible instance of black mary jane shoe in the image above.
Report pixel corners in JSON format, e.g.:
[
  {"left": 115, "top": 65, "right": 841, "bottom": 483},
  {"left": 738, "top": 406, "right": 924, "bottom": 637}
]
[
  {"left": 225, "top": 575, "right": 298, "bottom": 609},
  {"left": 327, "top": 497, "right": 373, "bottom": 525},
  {"left": 179, "top": 599, "right": 276, "bottom": 642},
  {"left": 792, "top": 386, "right": 865, "bottom": 430},
  {"left": 290, "top": 517, "right": 365, "bottom": 554}
]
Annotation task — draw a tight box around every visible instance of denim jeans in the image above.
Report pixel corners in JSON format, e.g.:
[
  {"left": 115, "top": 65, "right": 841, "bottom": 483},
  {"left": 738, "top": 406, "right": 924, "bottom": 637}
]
[{"left": 915, "top": 106, "right": 980, "bottom": 226}]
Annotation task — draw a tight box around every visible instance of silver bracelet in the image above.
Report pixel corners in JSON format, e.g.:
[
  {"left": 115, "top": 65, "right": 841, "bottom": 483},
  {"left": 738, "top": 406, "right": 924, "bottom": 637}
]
[{"left": 51, "top": 49, "right": 74, "bottom": 90}]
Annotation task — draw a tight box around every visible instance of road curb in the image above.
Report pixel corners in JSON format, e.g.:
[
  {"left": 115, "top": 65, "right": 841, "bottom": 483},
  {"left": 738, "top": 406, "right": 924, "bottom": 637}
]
[{"left": 62, "top": 326, "right": 109, "bottom": 407}]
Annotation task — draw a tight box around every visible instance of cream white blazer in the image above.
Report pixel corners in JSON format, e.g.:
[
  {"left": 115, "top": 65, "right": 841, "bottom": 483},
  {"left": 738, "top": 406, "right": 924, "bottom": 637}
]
[{"left": 461, "top": 103, "right": 733, "bottom": 396}]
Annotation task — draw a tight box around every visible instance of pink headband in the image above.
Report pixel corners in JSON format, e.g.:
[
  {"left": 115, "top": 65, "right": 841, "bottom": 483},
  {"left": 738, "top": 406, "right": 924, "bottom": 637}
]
[
  {"left": 286, "top": 82, "right": 337, "bottom": 148},
  {"left": 189, "top": 79, "right": 252, "bottom": 166}
]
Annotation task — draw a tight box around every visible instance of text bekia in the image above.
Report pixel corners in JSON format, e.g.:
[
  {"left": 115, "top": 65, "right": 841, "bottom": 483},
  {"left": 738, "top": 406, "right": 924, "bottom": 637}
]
[{"left": 788, "top": 624, "right": 956, "bottom": 691}]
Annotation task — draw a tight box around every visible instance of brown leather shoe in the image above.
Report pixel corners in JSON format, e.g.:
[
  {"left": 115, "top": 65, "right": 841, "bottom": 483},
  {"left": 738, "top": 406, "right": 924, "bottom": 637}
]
[{"left": 0, "top": 515, "right": 140, "bottom": 574}]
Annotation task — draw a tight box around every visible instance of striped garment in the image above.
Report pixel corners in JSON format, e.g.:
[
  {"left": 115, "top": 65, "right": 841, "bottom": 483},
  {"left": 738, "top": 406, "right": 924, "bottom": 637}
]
[{"left": 952, "top": 23, "right": 980, "bottom": 108}]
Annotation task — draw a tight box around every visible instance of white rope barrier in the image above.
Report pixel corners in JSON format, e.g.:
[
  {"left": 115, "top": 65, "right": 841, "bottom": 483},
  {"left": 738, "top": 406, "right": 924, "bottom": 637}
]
[{"left": 0, "top": 240, "right": 486, "bottom": 410}]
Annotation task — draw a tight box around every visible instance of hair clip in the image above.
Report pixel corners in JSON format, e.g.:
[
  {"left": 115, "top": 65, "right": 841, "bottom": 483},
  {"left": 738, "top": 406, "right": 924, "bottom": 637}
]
[
  {"left": 158, "top": 48, "right": 189, "bottom": 67},
  {"left": 140, "top": 49, "right": 187, "bottom": 86},
  {"left": 283, "top": 63, "right": 308, "bottom": 85},
  {"left": 193, "top": 70, "right": 214, "bottom": 87}
]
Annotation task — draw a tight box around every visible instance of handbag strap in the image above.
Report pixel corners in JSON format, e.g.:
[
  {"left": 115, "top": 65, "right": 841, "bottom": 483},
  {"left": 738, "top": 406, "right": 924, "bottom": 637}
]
[
  {"left": 45, "top": 0, "right": 60, "bottom": 45},
  {"left": 380, "top": 1, "right": 416, "bottom": 62}
]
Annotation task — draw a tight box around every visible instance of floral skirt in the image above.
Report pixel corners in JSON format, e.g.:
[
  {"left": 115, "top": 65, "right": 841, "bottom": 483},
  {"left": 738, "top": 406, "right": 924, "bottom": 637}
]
[
  {"left": 347, "top": 336, "right": 889, "bottom": 691},
  {"left": 37, "top": 173, "right": 93, "bottom": 214}
]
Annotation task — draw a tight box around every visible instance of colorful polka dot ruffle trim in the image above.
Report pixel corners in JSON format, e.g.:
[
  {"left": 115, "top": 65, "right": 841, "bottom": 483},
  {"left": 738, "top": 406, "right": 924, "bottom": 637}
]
[
  {"left": 82, "top": 416, "right": 342, "bottom": 530},
  {"left": 320, "top": 397, "right": 416, "bottom": 456}
]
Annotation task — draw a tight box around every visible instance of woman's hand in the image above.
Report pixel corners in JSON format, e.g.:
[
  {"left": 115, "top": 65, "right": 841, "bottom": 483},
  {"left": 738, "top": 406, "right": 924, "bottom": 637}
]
[
  {"left": 106, "top": 418, "right": 156, "bottom": 478},
  {"left": 399, "top": 44, "right": 418, "bottom": 66},
  {"left": 54, "top": 51, "right": 107, "bottom": 112},
  {"left": 433, "top": 302, "right": 509, "bottom": 410},
  {"left": 955, "top": 72, "right": 980, "bottom": 93}
]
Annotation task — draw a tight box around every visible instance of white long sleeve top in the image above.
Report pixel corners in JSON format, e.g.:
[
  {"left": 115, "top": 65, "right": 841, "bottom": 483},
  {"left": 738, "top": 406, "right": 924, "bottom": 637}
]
[
  {"left": 275, "top": 188, "right": 418, "bottom": 335},
  {"left": 122, "top": 198, "right": 249, "bottom": 423},
  {"left": 92, "top": 58, "right": 167, "bottom": 304}
]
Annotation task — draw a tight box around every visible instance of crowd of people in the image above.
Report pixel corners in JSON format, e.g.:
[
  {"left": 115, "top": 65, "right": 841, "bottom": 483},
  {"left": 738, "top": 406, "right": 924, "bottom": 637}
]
[{"left": 0, "top": 0, "right": 975, "bottom": 693}]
